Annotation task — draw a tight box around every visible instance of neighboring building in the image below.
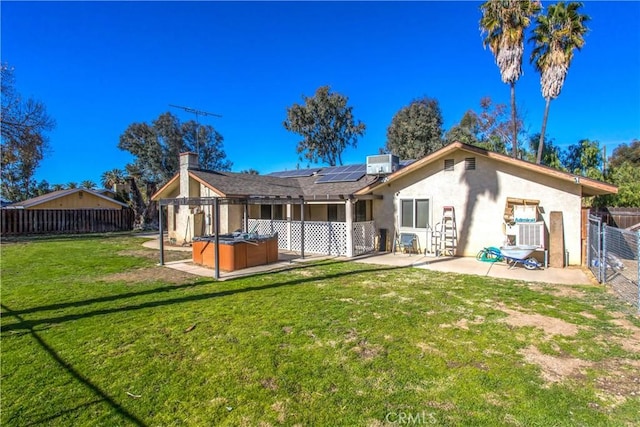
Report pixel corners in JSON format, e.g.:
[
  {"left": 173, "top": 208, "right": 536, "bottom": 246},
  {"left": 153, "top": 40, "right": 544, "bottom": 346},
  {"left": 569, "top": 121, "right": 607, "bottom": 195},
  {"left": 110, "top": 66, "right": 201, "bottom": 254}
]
[
  {"left": 5, "top": 188, "right": 130, "bottom": 210},
  {"left": 152, "top": 143, "right": 617, "bottom": 265}
]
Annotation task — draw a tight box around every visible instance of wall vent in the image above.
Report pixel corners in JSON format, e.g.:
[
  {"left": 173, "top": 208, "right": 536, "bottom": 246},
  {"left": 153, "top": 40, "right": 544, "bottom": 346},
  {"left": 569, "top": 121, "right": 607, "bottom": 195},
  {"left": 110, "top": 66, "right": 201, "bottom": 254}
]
[
  {"left": 444, "top": 159, "right": 454, "bottom": 171},
  {"left": 465, "top": 157, "right": 476, "bottom": 170}
]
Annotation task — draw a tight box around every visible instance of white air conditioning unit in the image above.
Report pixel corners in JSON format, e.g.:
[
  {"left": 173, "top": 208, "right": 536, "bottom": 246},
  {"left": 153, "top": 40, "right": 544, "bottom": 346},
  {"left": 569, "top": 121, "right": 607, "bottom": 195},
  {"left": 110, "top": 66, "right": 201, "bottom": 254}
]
[
  {"left": 366, "top": 154, "right": 399, "bottom": 175},
  {"left": 515, "top": 221, "right": 545, "bottom": 249}
]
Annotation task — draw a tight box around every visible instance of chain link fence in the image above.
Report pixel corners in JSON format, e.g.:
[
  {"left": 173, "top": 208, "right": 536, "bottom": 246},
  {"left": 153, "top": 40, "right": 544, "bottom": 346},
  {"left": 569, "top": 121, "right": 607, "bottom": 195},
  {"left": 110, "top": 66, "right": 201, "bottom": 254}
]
[{"left": 588, "top": 215, "right": 639, "bottom": 311}]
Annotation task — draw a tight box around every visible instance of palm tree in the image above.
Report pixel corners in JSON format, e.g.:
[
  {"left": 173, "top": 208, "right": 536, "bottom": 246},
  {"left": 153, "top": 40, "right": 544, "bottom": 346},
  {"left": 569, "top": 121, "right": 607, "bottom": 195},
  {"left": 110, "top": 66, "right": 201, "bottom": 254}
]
[
  {"left": 66, "top": 182, "right": 78, "bottom": 189},
  {"left": 51, "top": 183, "right": 65, "bottom": 191},
  {"left": 530, "top": 2, "right": 589, "bottom": 164},
  {"left": 480, "top": 0, "right": 541, "bottom": 158},
  {"left": 100, "top": 168, "right": 126, "bottom": 189},
  {"left": 80, "top": 180, "right": 97, "bottom": 189}
]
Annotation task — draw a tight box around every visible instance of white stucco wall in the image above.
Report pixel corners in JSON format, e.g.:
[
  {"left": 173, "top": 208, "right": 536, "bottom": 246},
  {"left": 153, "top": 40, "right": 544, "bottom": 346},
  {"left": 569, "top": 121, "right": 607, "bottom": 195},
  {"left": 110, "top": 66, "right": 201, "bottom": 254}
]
[{"left": 372, "top": 152, "right": 584, "bottom": 265}]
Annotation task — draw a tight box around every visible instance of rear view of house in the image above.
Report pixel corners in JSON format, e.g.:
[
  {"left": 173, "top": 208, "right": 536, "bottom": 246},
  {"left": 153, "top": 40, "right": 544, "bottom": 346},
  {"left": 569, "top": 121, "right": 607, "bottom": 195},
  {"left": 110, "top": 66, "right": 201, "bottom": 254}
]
[{"left": 153, "top": 143, "right": 617, "bottom": 266}]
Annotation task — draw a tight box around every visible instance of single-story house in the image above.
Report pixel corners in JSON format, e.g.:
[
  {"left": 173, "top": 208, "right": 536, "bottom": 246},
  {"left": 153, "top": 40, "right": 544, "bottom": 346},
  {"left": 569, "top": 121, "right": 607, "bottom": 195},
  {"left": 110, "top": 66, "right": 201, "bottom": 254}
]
[
  {"left": 5, "top": 188, "right": 130, "bottom": 210},
  {"left": 152, "top": 142, "right": 617, "bottom": 265}
]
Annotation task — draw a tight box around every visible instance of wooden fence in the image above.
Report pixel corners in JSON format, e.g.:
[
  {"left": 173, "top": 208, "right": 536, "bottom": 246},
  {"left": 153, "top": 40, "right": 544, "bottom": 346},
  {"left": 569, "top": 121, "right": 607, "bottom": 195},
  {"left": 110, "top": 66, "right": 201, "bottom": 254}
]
[
  {"left": 1, "top": 209, "right": 135, "bottom": 236},
  {"left": 590, "top": 207, "right": 640, "bottom": 230}
]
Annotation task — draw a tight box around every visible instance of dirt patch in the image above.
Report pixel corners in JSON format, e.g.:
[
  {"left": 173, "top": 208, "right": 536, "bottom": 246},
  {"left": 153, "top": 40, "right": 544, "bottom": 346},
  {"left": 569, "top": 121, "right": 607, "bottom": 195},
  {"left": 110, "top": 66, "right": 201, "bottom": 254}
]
[
  {"left": 352, "top": 339, "right": 383, "bottom": 360},
  {"left": 261, "top": 377, "right": 279, "bottom": 391},
  {"left": 589, "top": 358, "right": 640, "bottom": 407},
  {"left": 118, "top": 249, "right": 191, "bottom": 263},
  {"left": 611, "top": 317, "right": 640, "bottom": 353},
  {"left": 520, "top": 345, "right": 590, "bottom": 384},
  {"left": 101, "top": 267, "right": 197, "bottom": 285},
  {"left": 498, "top": 305, "right": 579, "bottom": 338},
  {"left": 527, "top": 283, "right": 587, "bottom": 298},
  {"left": 271, "top": 401, "right": 288, "bottom": 424}
]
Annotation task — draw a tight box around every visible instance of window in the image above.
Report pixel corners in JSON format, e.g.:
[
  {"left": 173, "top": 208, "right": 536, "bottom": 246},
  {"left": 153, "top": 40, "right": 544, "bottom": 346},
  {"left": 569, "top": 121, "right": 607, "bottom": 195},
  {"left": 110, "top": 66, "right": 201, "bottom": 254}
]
[
  {"left": 444, "top": 159, "right": 454, "bottom": 171},
  {"left": 328, "top": 204, "right": 338, "bottom": 222},
  {"left": 401, "top": 199, "right": 430, "bottom": 229},
  {"left": 355, "top": 200, "right": 368, "bottom": 222},
  {"left": 465, "top": 157, "right": 476, "bottom": 170},
  {"left": 416, "top": 199, "right": 430, "bottom": 228},
  {"left": 273, "top": 205, "right": 284, "bottom": 220},
  {"left": 260, "top": 205, "right": 272, "bottom": 220},
  {"left": 401, "top": 200, "right": 413, "bottom": 227}
]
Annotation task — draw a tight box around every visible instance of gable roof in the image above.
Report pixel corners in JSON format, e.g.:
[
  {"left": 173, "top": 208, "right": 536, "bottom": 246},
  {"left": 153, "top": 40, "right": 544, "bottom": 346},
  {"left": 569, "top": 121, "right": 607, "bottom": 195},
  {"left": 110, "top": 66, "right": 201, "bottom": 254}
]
[
  {"left": 6, "top": 188, "right": 130, "bottom": 209},
  {"left": 152, "top": 167, "right": 380, "bottom": 201},
  {"left": 355, "top": 142, "right": 618, "bottom": 197}
]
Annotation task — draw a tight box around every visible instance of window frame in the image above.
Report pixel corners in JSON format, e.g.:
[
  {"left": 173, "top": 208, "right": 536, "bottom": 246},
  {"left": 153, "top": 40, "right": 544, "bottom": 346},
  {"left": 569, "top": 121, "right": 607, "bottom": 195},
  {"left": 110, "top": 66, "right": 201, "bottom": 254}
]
[{"left": 400, "top": 198, "right": 430, "bottom": 229}]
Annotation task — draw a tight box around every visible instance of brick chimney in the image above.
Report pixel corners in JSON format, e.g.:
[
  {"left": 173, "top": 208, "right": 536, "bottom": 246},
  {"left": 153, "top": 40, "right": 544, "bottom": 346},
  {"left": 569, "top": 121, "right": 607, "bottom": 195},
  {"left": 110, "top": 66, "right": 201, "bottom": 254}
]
[{"left": 179, "top": 152, "right": 199, "bottom": 197}]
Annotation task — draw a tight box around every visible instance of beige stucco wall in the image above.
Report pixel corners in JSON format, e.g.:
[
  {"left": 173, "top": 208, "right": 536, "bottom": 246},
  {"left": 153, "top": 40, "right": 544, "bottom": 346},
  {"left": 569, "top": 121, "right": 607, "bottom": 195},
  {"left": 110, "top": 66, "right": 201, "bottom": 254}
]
[
  {"left": 31, "top": 191, "right": 124, "bottom": 210},
  {"left": 372, "top": 152, "right": 584, "bottom": 265}
]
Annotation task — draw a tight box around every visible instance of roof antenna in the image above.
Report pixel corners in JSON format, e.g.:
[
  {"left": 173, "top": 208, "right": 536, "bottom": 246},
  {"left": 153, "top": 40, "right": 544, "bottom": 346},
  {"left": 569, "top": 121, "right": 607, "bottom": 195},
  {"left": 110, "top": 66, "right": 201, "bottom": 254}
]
[{"left": 169, "top": 104, "right": 222, "bottom": 155}]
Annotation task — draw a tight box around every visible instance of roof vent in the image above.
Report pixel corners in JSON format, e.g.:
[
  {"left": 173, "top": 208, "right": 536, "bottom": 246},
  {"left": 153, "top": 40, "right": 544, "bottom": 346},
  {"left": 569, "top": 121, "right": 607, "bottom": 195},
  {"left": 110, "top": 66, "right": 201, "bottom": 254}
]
[{"left": 366, "top": 154, "right": 399, "bottom": 175}]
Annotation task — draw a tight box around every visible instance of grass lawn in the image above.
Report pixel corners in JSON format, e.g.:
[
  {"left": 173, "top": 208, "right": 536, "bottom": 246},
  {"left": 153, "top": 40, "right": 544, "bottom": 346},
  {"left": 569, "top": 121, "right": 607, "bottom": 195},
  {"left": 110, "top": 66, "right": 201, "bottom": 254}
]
[{"left": 1, "top": 235, "right": 639, "bottom": 426}]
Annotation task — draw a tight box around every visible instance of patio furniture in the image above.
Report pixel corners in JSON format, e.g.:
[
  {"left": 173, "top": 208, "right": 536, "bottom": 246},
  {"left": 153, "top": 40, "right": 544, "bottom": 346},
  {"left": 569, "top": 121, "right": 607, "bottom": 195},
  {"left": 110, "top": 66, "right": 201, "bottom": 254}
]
[{"left": 397, "top": 233, "right": 418, "bottom": 255}]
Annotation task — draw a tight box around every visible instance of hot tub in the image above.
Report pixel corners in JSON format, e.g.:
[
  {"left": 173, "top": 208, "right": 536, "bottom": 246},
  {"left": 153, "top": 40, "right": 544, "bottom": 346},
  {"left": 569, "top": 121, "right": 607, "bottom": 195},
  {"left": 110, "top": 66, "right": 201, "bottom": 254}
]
[{"left": 192, "top": 233, "right": 279, "bottom": 271}]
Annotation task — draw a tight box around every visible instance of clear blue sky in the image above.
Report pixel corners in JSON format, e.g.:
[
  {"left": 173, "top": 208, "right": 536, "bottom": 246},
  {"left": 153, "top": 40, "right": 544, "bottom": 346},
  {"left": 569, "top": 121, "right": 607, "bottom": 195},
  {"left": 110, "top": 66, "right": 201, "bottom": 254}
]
[{"left": 2, "top": 1, "right": 639, "bottom": 187}]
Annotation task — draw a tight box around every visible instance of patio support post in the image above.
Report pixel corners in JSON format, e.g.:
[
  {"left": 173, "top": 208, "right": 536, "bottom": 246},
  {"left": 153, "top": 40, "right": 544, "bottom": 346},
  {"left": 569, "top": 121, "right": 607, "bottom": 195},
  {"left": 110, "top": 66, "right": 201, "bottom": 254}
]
[
  {"left": 214, "top": 197, "right": 220, "bottom": 280},
  {"left": 286, "top": 203, "right": 292, "bottom": 251},
  {"left": 159, "top": 202, "right": 164, "bottom": 265},
  {"left": 243, "top": 201, "right": 249, "bottom": 233},
  {"left": 345, "top": 199, "right": 354, "bottom": 257},
  {"left": 300, "top": 198, "right": 305, "bottom": 259}
]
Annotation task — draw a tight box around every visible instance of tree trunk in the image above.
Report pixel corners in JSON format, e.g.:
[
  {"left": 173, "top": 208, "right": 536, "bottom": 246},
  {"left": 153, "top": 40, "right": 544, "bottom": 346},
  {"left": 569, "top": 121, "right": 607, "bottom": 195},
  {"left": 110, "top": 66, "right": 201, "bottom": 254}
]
[
  {"left": 537, "top": 98, "right": 552, "bottom": 165},
  {"left": 511, "top": 82, "right": 518, "bottom": 158}
]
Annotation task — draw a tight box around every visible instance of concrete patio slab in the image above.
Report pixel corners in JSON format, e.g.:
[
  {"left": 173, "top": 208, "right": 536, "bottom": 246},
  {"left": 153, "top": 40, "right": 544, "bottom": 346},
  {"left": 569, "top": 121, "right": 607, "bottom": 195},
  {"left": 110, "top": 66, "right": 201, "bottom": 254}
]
[
  {"left": 352, "top": 252, "right": 595, "bottom": 285},
  {"left": 140, "top": 236, "right": 595, "bottom": 285}
]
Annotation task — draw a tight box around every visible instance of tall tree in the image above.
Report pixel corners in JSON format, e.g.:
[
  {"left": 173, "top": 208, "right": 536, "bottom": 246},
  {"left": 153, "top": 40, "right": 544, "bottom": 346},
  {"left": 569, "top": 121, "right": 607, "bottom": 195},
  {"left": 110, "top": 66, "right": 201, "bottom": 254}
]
[
  {"left": 563, "top": 138, "right": 603, "bottom": 180},
  {"left": 594, "top": 161, "right": 640, "bottom": 208},
  {"left": 445, "top": 110, "right": 480, "bottom": 146},
  {"left": 530, "top": 1, "right": 589, "bottom": 164},
  {"left": 384, "top": 97, "right": 444, "bottom": 159},
  {"left": 526, "top": 133, "right": 564, "bottom": 169},
  {"left": 445, "top": 97, "right": 519, "bottom": 154},
  {"left": 1, "top": 64, "right": 56, "bottom": 202},
  {"left": 240, "top": 168, "right": 260, "bottom": 175},
  {"left": 480, "top": 0, "right": 541, "bottom": 158},
  {"left": 81, "top": 180, "right": 97, "bottom": 189},
  {"left": 118, "top": 111, "right": 231, "bottom": 229},
  {"left": 181, "top": 121, "right": 232, "bottom": 171},
  {"left": 283, "top": 85, "right": 366, "bottom": 166},
  {"left": 35, "top": 180, "right": 51, "bottom": 196},
  {"left": 101, "top": 168, "right": 126, "bottom": 189},
  {"left": 608, "top": 139, "right": 640, "bottom": 169}
]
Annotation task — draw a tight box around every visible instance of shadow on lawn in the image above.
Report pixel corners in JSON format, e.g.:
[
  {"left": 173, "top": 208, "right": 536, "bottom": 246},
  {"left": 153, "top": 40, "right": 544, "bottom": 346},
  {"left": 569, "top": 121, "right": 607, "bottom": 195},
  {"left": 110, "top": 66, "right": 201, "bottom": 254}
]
[
  {"left": 1, "top": 303, "right": 147, "bottom": 427},
  {"left": 0, "top": 258, "right": 352, "bottom": 319},
  {"left": 1, "top": 262, "right": 404, "bottom": 333}
]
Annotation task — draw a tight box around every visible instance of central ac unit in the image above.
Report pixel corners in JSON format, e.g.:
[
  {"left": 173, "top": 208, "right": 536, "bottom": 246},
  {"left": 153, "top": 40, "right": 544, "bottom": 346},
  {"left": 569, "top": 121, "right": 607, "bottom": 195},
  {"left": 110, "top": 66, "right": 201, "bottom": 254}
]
[{"left": 366, "top": 154, "right": 399, "bottom": 175}]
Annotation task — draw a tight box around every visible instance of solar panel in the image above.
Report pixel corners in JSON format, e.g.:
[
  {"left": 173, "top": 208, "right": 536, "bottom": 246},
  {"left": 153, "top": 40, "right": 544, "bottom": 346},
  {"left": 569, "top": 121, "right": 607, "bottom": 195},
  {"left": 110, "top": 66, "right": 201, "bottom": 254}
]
[
  {"left": 317, "top": 164, "right": 366, "bottom": 175},
  {"left": 316, "top": 171, "right": 365, "bottom": 183},
  {"left": 267, "top": 168, "right": 321, "bottom": 178}
]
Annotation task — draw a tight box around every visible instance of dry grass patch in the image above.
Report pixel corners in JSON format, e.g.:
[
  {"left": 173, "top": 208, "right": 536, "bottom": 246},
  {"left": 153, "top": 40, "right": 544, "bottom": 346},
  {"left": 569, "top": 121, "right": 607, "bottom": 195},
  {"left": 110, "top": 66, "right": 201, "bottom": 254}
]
[
  {"left": 498, "top": 305, "right": 579, "bottom": 338},
  {"left": 100, "top": 266, "right": 196, "bottom": 285},
  {"left": 520, "top": 345, "right": 590, "bottom": 384}
]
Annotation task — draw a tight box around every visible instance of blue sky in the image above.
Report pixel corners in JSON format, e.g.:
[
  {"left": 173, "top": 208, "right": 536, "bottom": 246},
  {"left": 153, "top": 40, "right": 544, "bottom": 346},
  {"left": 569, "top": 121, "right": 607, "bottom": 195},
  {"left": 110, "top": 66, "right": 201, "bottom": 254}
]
[{"left": 2, "top": 1, "right": 639, "bottom": 187}]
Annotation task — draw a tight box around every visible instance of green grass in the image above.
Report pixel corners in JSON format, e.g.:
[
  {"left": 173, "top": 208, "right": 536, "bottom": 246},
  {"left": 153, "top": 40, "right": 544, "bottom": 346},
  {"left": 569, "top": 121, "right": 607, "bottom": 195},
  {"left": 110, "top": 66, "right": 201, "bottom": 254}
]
[{"left": 2, "top": 235, "right": 639, "bottom": 426}]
